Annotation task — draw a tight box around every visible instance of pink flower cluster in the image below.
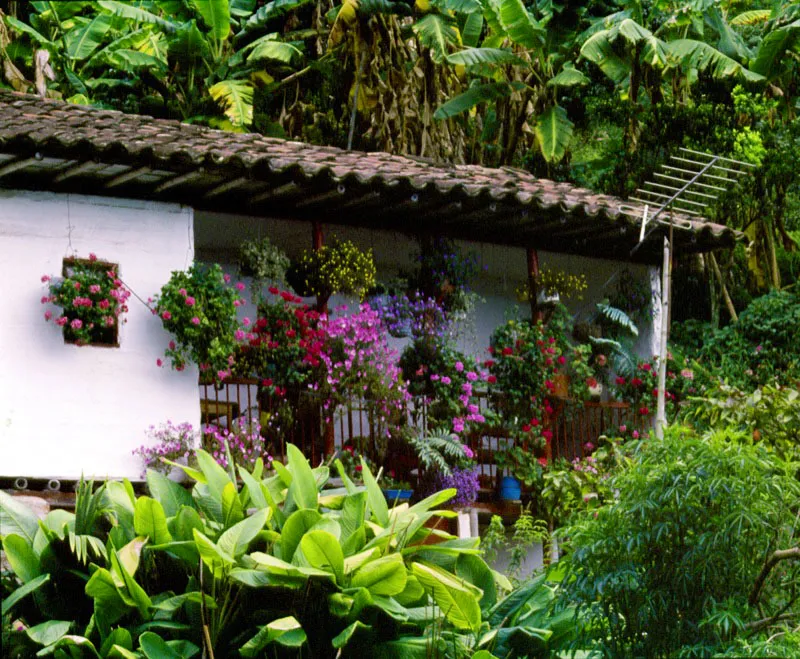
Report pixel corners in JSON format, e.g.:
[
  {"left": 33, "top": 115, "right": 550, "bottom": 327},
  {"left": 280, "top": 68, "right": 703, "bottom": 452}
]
[
  {"left": 41, "top": 256, "right": 131, "bottom": 345},
  {"left": 203, "top": 417, "right": 271, "bottom": 470}
]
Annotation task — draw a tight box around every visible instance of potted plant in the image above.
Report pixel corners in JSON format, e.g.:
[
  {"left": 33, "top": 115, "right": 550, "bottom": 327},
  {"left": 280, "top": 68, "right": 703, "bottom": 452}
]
[
  {"left": 406, "top": 235, "right": 480, "bottom": 314},
  {"left": 495, "top": 441, "right": 548, "bottom": 502},
  {"left": 153, "top": 263, "right": 242, "bottom": 378},
  {"left": 41, "top": 253, "right": 130, "bottom": 346},
  {"left": 381, "top": 469, "right": 414, "bottom": 503}
]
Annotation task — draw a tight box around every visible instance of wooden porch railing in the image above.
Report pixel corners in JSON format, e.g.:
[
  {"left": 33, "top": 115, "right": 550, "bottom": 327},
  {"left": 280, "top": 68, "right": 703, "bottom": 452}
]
[{"left": 199, "top": 378, "right": 650, "bottom": 491}]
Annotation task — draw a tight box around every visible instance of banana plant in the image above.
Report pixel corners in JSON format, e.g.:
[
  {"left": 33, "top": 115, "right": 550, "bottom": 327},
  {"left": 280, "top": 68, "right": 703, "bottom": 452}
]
[
  {"left": 2, "top": 445, "right": 507, "bottom": 658},
  {"left": 3, "top": 1, "right": 308, "bottom": 128},
  {"left": 432, "top": 0, "right": 588, "bottom": 164}
]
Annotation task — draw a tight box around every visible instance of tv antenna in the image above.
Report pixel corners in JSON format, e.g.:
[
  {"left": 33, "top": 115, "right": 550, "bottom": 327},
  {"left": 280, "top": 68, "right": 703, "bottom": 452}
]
[{"left": 623, "top": 148, "right": 757, "bottom": 438}]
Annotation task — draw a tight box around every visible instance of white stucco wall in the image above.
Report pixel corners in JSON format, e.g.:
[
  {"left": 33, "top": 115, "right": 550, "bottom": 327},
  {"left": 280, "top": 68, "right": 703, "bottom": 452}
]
[{"left": 0, "top": 191, "right": 199, "bottom": 480}]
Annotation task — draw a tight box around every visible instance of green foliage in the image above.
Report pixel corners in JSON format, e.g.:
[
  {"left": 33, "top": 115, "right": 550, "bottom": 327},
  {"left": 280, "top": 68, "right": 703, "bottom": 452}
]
[
  {"left": 153, "top": 262, "right": 241, "bottom": 376},
  {"left": 1, "top": 445, "right": 512, "bottom": 658},
  {"left": 680, "top": 382, "right": 800, "bottom": 462},
  {"left": 561, "top": 426, "right": 800, "bottom": 657},
  {"left": 697, "top": 290, "right": 800, "bottom": 388},
  {"left": 409, "top": 430, "right": 470, "bottom": 477}
]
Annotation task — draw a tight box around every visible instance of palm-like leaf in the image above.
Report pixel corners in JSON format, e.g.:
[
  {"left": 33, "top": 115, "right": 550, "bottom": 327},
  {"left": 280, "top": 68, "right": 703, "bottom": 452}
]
[
  {"left": 461, "top": 11, "right": 484, "bottom": 47},
  {"left": 191, "top": 0, "right": 231, "bottom": 41},
  {"left": 413, "top": 14, "right": 458, "bottom": 63},
  {"left": 668, "top": 39, "right": 764, "bottom": 82},
  {"left": 237, "top": 0, "right": 315, "bottom": 40},
  {"left": 96, "top": 1, "right": 177, "bottom": 34},
  {"left": 589, "top": 337, "right": 638, "bottom": 378},
  {"left": 547, "top": 65, "right": 589, "bottom": 87},
  {"left": 209, "top": 79, "right": 254, "bottom": 126},
  {"left": 535, "top": 105, "right": 573, "bottom": 163},
  {"left": 580, "top": 31, "right": 631, "bottom": 85},
  {"left": 730, "top": 10, "right": 772, "bottom": 27},
  {"left": 596, "top": 303, "right": 639, "bottom": 336},
  {"left": 434, "top": 80, "right": 521, "bottom": 119},
  {"left": 495, "top": 0, "right": 545, "bottom": 49},
  {"left": 445, "top": 47, "right": 524, "bottom": 67},
  {"left": 248, "top": 37, "right": 303, "bottom": 64},
  {"left": 751, "top": 20, "right": 800, "bottom": 77}
]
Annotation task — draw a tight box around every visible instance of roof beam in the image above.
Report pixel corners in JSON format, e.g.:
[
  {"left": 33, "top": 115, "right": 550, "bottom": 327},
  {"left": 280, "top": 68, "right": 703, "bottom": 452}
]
[
  {"left": 204, "top": 176, "right": 250, "bottom": 199},
  {"left": 53, "top": 160, "right": 99, "bottom": 183},
  {"left": 105, "top": 165, "right": 151, "bottom": 189},
  {"left": 153, "top": 168, "right": 205, "bottom": 193},
  {"left": 0, "top": 156, "right": 37, "bottom": 178}
]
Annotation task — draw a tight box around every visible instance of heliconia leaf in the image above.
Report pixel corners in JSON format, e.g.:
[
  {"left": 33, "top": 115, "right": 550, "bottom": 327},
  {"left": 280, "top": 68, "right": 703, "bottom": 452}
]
[
  {"left": 0, "top": 490, "right": 40, "bottom": 543},
  {"left": 350, "top": 553, "right": 407, "bottom": 596},
  {"left": 360, "top": 456, "right": 389, "bottom": 527},
  {"left": 145, "top": 470, "right": 192, "bottom": 518},
  {"left": 25, "top": 620, "right": 72, "bottom": 647},
  {"left": 240, "top": 616, "right": 307, "bottom": 656},
  {"left": 134, "top": 497, "right": 172, "bottom": 545},
  {"left": 412, "top": 561, "right": 482, "bottom": 632},
  {"left": 218, "top": 508, "right": 269, "bottom": 557},
  {"left": 2, "top": 534, "right": 40, "bottom": 583},
  {"left": 299, "top": 530, "right": 344, "bottom": 582},
  {"left": 535, "top": 105, "right": 574, "bottom": 163},
  {"left": 1, "top": 573, "right": 49, "bottom": 616}
]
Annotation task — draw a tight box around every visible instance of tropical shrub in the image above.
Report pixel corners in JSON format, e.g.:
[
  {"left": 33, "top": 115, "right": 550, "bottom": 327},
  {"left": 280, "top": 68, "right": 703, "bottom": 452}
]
[
  {"left": 680, "top": 382, "right": 800, "bottom": 462},
  {"left": 693, "top": 290, "right": 800, "bottom": 389},
  {"left": 1, "top": 446, "right": 509, "bottom": 658},
  {"left": 153, "top": 263, "right": 242, "bottom": 377},
  {"left": 560, "top": 426, "right": 800, "bottom": 657}
]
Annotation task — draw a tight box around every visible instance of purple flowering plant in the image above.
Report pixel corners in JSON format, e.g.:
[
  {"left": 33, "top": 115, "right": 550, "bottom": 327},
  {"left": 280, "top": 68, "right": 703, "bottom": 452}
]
[
  {"left": 132, "top": 421, "right": 198, "bottom": 478},
  {"left": 315, "top": 304, "right": 410, "bottom": 438},
  {"left": 202, "top": 416, "right": 271, "bottom": 471},
  {"left": 433, "top": 465, "right": 480, "bottom": 507}
]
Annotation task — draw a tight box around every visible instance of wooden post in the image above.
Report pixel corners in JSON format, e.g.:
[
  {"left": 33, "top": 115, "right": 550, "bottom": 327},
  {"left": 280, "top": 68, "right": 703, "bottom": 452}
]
[
  {"left": 526, "top": 246, "right": 543, "bottom": 323},
  {"left": 655, "top": 236, "right": 670, "bottom": 439},
  {"left": 312, "top": 221, "right": 335, "bottom": 456}
]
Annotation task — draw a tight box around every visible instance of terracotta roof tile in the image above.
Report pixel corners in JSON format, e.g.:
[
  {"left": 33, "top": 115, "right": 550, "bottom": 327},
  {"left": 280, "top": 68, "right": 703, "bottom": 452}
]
[{"left": 0, "top": 90, "right": 739, "bottom": 259}]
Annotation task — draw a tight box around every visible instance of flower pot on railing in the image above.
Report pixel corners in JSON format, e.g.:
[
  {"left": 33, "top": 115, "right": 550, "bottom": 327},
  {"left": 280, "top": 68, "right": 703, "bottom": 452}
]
[
  {"left": 552, "top": 373, "right": 570, "bottom": 398},
  {"left": 499, "top": 476, "right": 521, "bottom": 502},
  {"left": 383, "top": 489, "right": 414, "bottom": 504}
]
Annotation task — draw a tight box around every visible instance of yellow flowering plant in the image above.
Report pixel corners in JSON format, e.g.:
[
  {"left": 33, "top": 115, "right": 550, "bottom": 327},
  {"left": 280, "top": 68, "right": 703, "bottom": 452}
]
[
  {"left": 288, "top": 239, "right": 376, "bottom": 309},
  {"left": 517, "top": 267, "right": 589, "bottom": 302}
]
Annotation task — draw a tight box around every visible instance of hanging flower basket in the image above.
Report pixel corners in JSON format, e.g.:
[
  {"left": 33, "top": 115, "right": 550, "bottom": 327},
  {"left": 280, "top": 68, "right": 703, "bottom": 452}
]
[{"left": 41, "top": 254, "right": 130, "bottom": 346}]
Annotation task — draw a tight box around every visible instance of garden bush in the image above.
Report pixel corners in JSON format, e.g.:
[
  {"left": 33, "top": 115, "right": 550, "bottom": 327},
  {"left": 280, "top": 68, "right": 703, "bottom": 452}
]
[{"left": 560, "top": 426, "right": 800, "bottom": 657}]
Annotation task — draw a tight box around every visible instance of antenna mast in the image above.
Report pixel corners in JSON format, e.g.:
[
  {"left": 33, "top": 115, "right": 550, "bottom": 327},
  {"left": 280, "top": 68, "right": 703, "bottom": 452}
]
[{"left": 627, "top": 149, "right": 755, "bottom": 439}]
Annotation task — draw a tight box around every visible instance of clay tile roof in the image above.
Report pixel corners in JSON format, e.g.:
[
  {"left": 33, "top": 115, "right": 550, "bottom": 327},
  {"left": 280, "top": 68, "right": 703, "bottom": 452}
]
[{"left": 0, "top": 90, "right": 739, "bottom": 263}]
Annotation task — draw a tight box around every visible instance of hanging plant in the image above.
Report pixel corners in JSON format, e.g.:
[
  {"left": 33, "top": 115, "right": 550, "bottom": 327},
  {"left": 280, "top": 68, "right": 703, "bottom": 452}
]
[
  {"left": 237, "top": 236, "right": 290, "bottom": 304},
  {"left": 288, "top": 239, "right": 376, "bottom": 309},
  {"left": 41, "top": 254, "right": 130, "bottom": 346},
  {"left": 153, "top": 263, "right": 242, "bottom": 378}
]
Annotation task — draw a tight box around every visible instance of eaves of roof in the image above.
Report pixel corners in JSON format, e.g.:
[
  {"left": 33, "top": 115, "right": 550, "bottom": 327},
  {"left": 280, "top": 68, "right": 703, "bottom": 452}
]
[{"left": 0, "top": 90, "right": 740, "bottom": 264}]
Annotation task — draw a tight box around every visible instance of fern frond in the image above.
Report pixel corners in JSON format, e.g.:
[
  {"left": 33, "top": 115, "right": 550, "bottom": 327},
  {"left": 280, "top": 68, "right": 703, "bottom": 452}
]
[
  {"left": 410, "top": 431, "right": 465, "bottom": 476},
  {"left": 596, "top": 303, "right": 639, "bottom": 336}
]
